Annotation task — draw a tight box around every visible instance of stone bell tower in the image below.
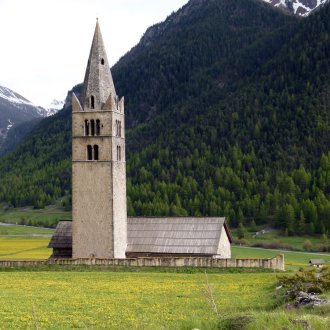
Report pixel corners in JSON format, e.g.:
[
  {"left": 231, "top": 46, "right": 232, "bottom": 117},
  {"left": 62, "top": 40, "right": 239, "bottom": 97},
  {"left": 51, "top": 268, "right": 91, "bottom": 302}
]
[{"left": 72, "top": 20, "right": 127, "bottom": 259}]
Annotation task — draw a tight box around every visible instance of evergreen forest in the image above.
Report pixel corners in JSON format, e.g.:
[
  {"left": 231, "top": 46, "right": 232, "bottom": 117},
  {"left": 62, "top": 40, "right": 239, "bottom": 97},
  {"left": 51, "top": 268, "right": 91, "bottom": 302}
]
[{"left": 0, "top": 0, "right": 329, "bottom": 236}]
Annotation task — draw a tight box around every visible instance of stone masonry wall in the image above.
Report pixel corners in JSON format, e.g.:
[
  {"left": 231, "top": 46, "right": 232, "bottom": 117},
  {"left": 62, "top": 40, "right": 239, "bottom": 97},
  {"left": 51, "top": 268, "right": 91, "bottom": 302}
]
[
  {"left": 72, "top": 162, "right": 114, "bottom": 258},
  {"left": 0, "top": 255, "right": 285, "bottom": 270}
]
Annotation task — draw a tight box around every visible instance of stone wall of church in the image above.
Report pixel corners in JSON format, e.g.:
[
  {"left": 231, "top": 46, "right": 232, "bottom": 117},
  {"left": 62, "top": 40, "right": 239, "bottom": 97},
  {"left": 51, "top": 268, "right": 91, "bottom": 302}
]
[
  {"left": 112, "top": 161, "right": 127, "bottom": 258},
  {"left": 216, "top": 229, "right": 231, "bottom": 258},
  {"left": 0, "top": 255, "right": 285, "bottom": 271},
  {"left": 72, "top": 162, "right": 114, "bottom": 258}
]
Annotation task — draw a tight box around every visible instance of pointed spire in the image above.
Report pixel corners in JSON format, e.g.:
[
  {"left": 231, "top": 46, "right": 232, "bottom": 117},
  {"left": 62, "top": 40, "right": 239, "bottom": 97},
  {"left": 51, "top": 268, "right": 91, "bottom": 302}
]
[{"left": 81, "top": 20, "right": 116, "bottom": 110}]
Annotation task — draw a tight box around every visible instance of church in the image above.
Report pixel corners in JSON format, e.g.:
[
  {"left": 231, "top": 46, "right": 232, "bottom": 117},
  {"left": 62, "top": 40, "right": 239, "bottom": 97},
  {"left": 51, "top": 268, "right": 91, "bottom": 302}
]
[{"left": 48, "top": 21, "right": 232, "bottom": 259}]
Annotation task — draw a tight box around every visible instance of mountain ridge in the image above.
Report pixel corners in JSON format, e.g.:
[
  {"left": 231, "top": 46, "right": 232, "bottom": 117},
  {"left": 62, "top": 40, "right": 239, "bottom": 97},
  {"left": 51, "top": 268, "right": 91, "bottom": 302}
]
[{"left": 0, "top": 85, "right": 62, "bottom": 154}]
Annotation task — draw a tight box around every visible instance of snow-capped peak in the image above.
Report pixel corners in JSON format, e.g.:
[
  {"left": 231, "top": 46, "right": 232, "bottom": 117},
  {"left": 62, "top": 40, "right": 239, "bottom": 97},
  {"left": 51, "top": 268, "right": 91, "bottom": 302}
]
[
  {"left": 38, "top": 99, "right": 64, "bottom": 117},
  {"left": 0, "top": 85, "right": 34, "bottom": 107},
  {"left": 49, "top": 99, "right": 65, "bottom": 110},
  {"left": 262, "top": 0, "right": 329, "bottom": 16},
  {"left": 0, "top": 85, "right": 63, "bottom": 119}
]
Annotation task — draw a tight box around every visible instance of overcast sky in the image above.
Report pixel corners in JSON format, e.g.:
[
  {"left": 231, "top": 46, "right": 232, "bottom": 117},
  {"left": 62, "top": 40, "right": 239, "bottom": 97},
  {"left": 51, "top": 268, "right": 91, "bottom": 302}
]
[{"left": 0, "top": 0, "right": 188, "bottom": 107}]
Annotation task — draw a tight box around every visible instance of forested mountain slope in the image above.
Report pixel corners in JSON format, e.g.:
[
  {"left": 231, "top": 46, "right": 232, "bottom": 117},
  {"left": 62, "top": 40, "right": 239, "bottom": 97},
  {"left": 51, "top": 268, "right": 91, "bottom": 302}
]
[
  {"left": 0, "top": 86, "right": 44, "bottom": 153},
  {"left": 0, "top": 0, "right": 329, "bottom": 235},
  {"left": 125, "top": 1, "right": 330, "bottom": 234},
  {"left": 113, "top": 0, "right": 296, "bottom": 127}
]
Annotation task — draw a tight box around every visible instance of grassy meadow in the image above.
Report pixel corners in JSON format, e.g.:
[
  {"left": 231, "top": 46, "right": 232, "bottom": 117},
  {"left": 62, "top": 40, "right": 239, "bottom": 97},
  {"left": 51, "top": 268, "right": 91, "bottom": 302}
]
[
  {"left": 0, "top": 205, "right": 71, "bottom": 228},
  {"left": 231, "top": 227, "right": 329, "bottom": 252},
  {"left": 0, "top": 236, "right": 51, "bottom": 260},
  {"left": 0, "top": 223, "right": 329, "bottom": 329},
  {"left": 0, "top": 224, "right": 53, "bottom": 260},
  {"left": 0, "top": 270, "right": 329, "bottom": 329},
  {"left": 232, "top": 246, "right": 330, "bottom": 270}
]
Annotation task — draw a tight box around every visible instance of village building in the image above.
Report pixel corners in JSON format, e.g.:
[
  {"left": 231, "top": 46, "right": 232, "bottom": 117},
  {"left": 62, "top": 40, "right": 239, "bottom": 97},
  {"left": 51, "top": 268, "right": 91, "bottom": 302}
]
[{"left": 48, "top": 21, "right": 232, "bottom": 259}]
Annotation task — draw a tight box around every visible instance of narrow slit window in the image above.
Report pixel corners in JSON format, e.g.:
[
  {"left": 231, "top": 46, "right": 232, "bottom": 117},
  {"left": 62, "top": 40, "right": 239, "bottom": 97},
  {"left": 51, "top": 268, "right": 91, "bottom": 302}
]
[
  {"left": 96, "top": 119, "right": 101, "bottom": 136},
  {"left": 87, "top": 145, "right": 93, "bottom": 161},
  {"left": 101, "top": 58, "right": 105, "bottom": 65},
  {"left": 117, "top": 146, "right": 121, "bottom": 161},
  {"left": 94, "top": 145, "right": 99, "bottom": 160},
  {"left": 85, "top": 120, "right": 90, "bottom": 136},
  {"left": 90, "top": 95, "right": 95, "bottom": 109},
  {"left": 91, "top": 119, "right": 95, "bottom": 136}
]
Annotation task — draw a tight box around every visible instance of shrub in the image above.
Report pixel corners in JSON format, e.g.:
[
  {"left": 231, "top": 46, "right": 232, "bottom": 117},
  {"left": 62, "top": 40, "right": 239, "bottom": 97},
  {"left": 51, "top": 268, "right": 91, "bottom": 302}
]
[
  {"left": 303, "top": 240, "right": 313, "bottom": 251},
  {"left": 233, "top": 239, "right": 249, "bottom": 246},
  {"left": 252, "top": 240, "right": 295, "bottom": 250},
  {"left": 218, "top": 314, "right": 252, "bottom": 330},
  {"left": 277, "top": 267, "right": 330, "bottom": 299},
  {"left": 312, "top": 243, "right": 330, "bottom": 253},
  {"left": 237, "top": 223, "right": 248, "bottom": 239}
]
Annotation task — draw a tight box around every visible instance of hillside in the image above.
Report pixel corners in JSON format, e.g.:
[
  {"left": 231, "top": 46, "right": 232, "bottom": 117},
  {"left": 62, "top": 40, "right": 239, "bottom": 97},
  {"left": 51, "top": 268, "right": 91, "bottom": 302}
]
[
  {"left": 0, "top": 86, "right": 62, "bottom": 155},
  {"left": 0, "top": 0, "right": 329, "bottom": 235},
  {"left": 113, "top": 0, "right": 296, "bottom": 127},
  {"left": 123, "top": 0, "right": 330, "bottom": 234},
  {"left": 0, "top": 86, "right": 44, "bottom": 152}
]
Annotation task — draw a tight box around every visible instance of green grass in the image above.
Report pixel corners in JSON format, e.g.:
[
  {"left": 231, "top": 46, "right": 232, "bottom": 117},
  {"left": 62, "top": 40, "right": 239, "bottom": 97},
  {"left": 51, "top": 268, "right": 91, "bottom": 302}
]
[
  {"left": 0, "top": 225, "right": 329, "bottom": 329},
  {"left": 232, "top": 246, "right": 330, "bottom": 270},
  {"left": 0, "top": 224, "right": 53, "bottom": 236},
  {"left": 0, "top": 224, "right": 53, "bottom": 260},
  {"left": 0, "top": 237, "right": 51, "bottom": 260},
  {"left": 0, "top": 271, "right": 328, "bottom": 329},
  {"left": 0, "top": 271, "right": 277, "bottom": 329},
  {"left": 0, "top": 205, "right": 71, "bottom": 228},
  {"left": 232, "top": 228, "right": 328, "bottom": 251}
]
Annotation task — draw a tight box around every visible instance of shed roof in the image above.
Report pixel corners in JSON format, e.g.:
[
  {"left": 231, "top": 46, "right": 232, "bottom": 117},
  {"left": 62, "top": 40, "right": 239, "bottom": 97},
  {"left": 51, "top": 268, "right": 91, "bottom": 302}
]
[
  {"left": 309, "top": 259, "right": 325, "bottom": 265},
  {"left": 48, "top": 221, "right": 72, "bottom": 249},
  {"left": 127, "top": 217, "right": 231, "bottom": 255}
]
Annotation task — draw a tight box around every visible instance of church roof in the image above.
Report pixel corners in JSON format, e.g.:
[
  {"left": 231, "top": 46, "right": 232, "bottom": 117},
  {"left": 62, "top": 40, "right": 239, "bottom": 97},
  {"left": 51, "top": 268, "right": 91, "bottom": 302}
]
[
  {"left": 48, "top": 221, "right": 72, "bottom": 249},
  {"left": 49, "top": 217, "right": 232, "bottom": 256},
  {"left": 127, "top": 217, "right": 232, "bottom": 255}
]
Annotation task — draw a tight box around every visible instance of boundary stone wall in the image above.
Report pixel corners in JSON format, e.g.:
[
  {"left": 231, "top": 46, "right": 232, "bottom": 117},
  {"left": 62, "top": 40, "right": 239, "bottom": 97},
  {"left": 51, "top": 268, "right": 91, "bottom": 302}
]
[{"left": 0, "top": 255, "right": 285, "bottom": 270}]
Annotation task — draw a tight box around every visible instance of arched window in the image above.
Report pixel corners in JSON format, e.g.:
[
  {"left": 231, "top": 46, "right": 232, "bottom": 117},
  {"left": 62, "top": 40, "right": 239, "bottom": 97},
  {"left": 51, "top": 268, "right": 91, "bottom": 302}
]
[
  {"left": 87, "top": 145, "right": 93, "bottom": 161},
  {"left": 91, "top": 119, "right": 95, "bottom": 136},
  {"left": 94, "top": 145, "right": 99, "bottom": 160},
  {"left": 101, "top": 58, "right": 105, "bottom": 65},
  {"left": 90, "top": 95, "right": 95, "bottom": 109},
  {"left": 96, "top": 119, "right": 101, "bottom": 136},
  {"left": 85, "top": 120, "right": 90, "bottom": 136}
]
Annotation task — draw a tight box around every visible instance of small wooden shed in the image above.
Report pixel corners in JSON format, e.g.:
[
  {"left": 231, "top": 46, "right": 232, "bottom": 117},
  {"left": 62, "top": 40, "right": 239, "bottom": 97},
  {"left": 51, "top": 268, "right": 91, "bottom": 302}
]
[
  {"left": 48, "top": 221, "right": 72, "bottom": 258},
  {"left": 309, "top": 259, "right": 325, "bottom": 268}
]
